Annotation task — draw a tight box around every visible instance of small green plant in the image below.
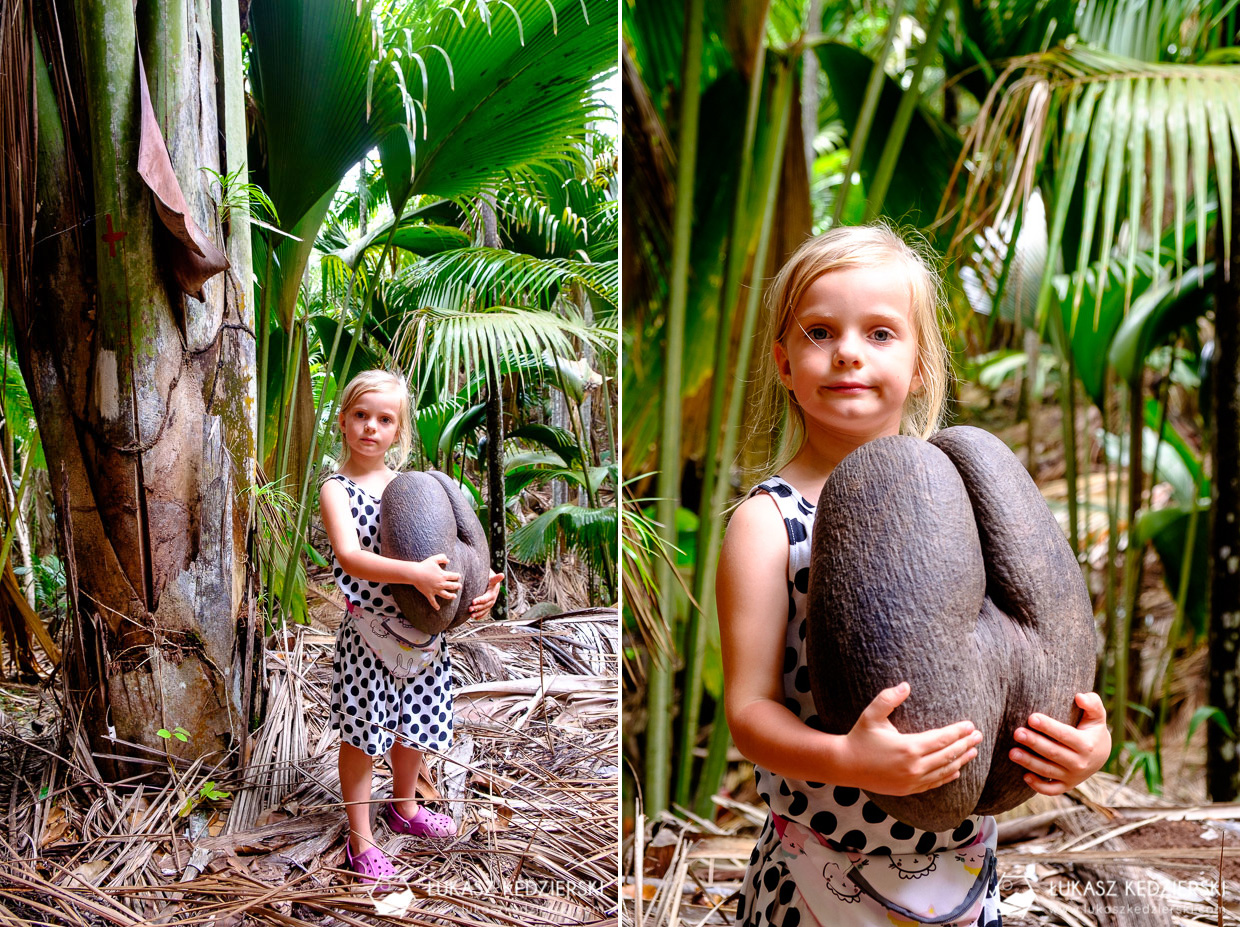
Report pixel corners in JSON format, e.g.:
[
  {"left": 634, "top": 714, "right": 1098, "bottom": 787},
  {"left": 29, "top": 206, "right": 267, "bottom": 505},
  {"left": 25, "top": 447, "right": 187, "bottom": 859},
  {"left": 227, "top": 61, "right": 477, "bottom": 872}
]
[
  {"left": 201, "top": 165, "right": 283, "bottom": 236},
  {"left": 155, "top": 726, "right": 231, "bottom": 816},
  {"left": 180, "top": 780, "right": 231, "bottom": 818}
]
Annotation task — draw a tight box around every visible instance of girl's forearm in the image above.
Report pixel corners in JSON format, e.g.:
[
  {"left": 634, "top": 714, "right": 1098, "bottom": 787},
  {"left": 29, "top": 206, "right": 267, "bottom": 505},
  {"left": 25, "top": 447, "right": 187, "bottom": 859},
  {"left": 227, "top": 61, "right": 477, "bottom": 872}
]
[
  {"left": 336, "top": 549, "right": 416, "bottom": 585},
  {"left": 730, "top": 698, "right": 858, "bottom": 786}
]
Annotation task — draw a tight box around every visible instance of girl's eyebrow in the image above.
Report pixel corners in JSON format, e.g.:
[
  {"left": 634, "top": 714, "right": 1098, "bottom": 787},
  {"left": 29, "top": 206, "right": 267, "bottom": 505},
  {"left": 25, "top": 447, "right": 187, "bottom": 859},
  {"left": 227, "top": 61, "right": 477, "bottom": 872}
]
[{"left": 797, "top": 308, "right": 910, "bottom": 326}]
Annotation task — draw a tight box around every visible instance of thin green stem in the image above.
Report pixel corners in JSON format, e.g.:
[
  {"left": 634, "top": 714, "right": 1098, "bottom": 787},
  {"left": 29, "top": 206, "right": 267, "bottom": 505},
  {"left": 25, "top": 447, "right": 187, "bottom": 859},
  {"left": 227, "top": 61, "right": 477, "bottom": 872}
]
[
  {"left": 865, "top": 0, "right": 948, "bottom": 220},
  {"left": 648, "top": 0, "right": 706, "bottom": 819},
  {"left": 674, "top": 19, "right": 773, "bottom": 808},
  {"left": 831, "top": 0, "right": 906, "bottom": 226}
]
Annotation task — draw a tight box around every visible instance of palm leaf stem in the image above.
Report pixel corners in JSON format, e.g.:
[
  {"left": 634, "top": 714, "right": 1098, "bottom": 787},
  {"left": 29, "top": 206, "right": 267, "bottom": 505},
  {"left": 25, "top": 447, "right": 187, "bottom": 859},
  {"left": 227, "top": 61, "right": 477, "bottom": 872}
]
[
  {"left": 682, "top": 52, "right": 795, "bottom": 813},
  {"left": 1116, "top": 376, "right": 1144, "bottom": 741},
  {"left": 648, "top": 0, "right": 705, "bottom": 820},
  {"left": 864, "top": 0, "right": 948, "bottom": 221},
  {"left": 278, "top": 227, "right": 398, "bottom": 615},
  {"left": 673, "top": 14, "right": 772, "bottom": 807},
  {"left": 275, "top": 314, "right": 306, "bottom": 499},
  {"left": 1099, "top": 366, "right": 1121, "bottom": 719},
  {"left": 831, "top": 0, "right": 906, "bottom": 226},
  {"left": 0, "top": 459, "right": 33, "bottom": 580},
  {"left": 256, "top": 243, "right": 276, "bottom": 467}
]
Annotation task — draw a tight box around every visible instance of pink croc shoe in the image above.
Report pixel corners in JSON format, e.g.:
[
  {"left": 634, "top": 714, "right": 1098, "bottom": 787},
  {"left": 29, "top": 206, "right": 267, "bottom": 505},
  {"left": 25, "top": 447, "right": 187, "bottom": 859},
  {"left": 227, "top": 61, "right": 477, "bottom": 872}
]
[
  {"left": 345, "top": 841, "right": 396, "bottom": 891},
  {"left": 384, "top": 802, "right": 457, "bottom": 838}
]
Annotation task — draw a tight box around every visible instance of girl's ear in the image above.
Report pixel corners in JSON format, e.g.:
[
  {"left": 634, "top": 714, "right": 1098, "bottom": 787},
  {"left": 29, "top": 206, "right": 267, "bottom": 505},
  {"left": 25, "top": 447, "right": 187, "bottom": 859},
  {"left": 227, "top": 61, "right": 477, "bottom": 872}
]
[{"left": 772, "top": 341, "right": 794, "bottom": 390}]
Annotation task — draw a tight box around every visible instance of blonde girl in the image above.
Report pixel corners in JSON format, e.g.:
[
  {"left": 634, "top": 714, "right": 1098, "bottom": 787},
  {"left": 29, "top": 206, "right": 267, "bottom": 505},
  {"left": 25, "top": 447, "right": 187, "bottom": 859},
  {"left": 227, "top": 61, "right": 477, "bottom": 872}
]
[
  {"left": 717, "top": 225, "right": 1110, "bottom": 926},
  {"left": 320, "top": 370, "right": 502, "bottom": 886}
]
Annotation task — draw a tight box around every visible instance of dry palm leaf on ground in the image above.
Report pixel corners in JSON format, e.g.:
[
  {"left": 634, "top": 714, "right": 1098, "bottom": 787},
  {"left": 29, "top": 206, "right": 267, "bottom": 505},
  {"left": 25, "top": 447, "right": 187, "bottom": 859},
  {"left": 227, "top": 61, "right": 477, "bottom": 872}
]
[
  {"left": 0, "top": 599, "right": 620, "bottom": 926},
  {"left": 624, "top": 773, "right": 1240, "bottom": 926}
]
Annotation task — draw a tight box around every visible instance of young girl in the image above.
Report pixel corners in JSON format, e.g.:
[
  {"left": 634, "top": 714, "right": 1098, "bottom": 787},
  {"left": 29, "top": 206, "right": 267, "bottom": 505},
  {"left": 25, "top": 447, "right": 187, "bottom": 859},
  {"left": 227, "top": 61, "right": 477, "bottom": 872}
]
[
  {"left": 717, "top": 225, "right": 1112, "bottom": 926},
  {"left": 320, "top": 370, "right": 503, "bottom": 885}
]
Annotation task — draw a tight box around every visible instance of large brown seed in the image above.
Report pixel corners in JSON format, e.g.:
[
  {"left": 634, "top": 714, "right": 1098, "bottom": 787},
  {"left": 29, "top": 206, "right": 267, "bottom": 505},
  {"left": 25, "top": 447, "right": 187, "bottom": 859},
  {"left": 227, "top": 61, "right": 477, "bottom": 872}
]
[
  {"left": 805, "top": 426, "right": 1095, "bottom": 832},
  {"left": 380, "top": 471, "right": 490, "bottom": 635}
]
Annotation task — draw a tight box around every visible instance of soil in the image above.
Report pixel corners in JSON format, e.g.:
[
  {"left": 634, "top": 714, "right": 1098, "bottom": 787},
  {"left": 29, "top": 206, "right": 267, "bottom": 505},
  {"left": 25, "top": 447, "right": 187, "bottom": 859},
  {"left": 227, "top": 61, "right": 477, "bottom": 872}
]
[{"left": 1120, "top": 817, "right": 1240, "bottom": 885}]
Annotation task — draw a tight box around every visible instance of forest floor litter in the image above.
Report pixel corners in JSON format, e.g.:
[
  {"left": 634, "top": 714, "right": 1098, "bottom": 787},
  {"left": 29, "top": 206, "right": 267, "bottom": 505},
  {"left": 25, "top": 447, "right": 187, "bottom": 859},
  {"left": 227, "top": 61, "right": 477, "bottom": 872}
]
[{"left": 0, "top": 590, "right": 620, "bottom": 926}]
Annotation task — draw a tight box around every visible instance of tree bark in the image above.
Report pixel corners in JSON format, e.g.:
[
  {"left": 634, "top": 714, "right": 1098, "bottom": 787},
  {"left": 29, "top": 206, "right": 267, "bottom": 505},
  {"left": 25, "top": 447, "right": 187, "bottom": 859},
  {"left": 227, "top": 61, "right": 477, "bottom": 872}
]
[
  {"left": 1209, "top": 154, "right": 1240, "bottom": 801},
  {"left": 13, "top": 0, "right": 257, "bottom": 780}
]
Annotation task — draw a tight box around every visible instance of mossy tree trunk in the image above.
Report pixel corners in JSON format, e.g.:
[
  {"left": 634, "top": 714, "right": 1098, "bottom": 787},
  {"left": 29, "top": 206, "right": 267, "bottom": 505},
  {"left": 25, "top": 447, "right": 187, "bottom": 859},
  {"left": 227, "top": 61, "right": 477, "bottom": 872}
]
[{"left": 8, "top": 0, "right": 256, "bottom": 780}]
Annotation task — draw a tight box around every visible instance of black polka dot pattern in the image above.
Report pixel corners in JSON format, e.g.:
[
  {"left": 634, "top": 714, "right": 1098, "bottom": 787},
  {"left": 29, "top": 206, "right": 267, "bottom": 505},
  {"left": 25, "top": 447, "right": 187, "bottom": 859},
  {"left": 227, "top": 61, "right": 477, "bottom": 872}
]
[
  {"left": 327, "top": 473, "right": 453, "bottom": 756},
  {"left": 736, "top": 476, "right": 998, "bottom": 926}
]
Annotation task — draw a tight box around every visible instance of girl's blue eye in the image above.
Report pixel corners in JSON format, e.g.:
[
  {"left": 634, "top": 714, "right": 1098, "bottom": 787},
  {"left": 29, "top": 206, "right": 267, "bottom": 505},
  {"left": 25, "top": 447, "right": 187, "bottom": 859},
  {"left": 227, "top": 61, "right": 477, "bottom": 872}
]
[
  {"left": 807, "top": 327, "right": 829, "bottom": 340},
  {"left": 873, "top": 329, "right": 893, "bottom": 342}
]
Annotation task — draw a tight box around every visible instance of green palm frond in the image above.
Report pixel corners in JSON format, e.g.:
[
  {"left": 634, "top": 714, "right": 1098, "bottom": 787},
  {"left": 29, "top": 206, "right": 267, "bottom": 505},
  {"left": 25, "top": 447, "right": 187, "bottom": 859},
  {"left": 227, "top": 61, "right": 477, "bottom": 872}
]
[
  {"left": 390, "top": 247, "right": 618, "bottom": 314},
  {"left": 943, "top": 45, "right": 1240, "bottom": 333},
  {"left": 504, "top": 451, "right": 614, "bottom": 498},
  {"left": 509, "top": 503, "right": 617, "bottom": 574},
  {"left": 382, "top": 0, "right": 618, "bottom": 208},
  {"left": 393, "top": 303, "right": 611, "bottom": 401},
  {"left": 250, "top": 0, "right": 613, "bottom": 330}
]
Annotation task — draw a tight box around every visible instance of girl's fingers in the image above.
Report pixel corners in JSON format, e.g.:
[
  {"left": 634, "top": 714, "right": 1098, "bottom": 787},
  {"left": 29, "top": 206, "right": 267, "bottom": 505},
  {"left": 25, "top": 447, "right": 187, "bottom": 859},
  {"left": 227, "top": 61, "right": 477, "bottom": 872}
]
[
  {"left": 1024, "top": 774, "right": 1068, "bottom": 796},
  {"left": 1013, "top": 726, "right": 1071, "bottom": 766},
  {"left": 924, "top": 732, "right": 981, "bottom": 776},
  {"left": 1026, "top": 713, "right": 1084, "bottom": 752},
  {"left": 1009, "top": 746, "right": 1067, "bottom": 781}
]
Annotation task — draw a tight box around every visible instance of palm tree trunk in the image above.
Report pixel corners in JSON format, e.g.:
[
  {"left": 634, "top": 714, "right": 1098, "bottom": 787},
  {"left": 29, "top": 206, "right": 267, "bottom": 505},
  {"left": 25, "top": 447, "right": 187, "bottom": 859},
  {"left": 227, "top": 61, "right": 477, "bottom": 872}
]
[
  {"left": 11, "top": 0, "right": 256, "bottom": 780},
  {"left": 486, "top": 364, "right": 507, "bottom": 620},
  {"left": 1209, "top": 158, "right": 1240, "bottom": 800},
  {"left": 480, "top": 199, "right": 507, "bottom": 619}
]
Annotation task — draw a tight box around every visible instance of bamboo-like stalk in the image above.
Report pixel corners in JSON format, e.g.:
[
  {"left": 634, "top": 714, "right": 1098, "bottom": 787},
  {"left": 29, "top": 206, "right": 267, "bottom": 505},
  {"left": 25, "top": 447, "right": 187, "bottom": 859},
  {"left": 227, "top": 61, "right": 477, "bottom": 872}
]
[
  {"left": 647, "top": 0, "right": 706, "bottom": 818},
  {"left": 278, "top": 232, "right": 395, "bottom": 615},
  {"left": 1116, "top": 375, "right": 1145, "bottom": 742},
  {"left": 831, "top": 0, "right": 906, "bottom": 226},
  {"left": 864, "top": 0, "right": 948, "bottom": 221},
  {"left": 674, "top": 11, "right": 773, "bottom": 808},
  {"left": 256, "top": 243, "right": 275, "bottom": 467},
  {"left": 1048, "top": 299, "right": 1082, "bottom": 558},
  {"left": 682, "top": 62, "right": 795, "bottom": 816}
]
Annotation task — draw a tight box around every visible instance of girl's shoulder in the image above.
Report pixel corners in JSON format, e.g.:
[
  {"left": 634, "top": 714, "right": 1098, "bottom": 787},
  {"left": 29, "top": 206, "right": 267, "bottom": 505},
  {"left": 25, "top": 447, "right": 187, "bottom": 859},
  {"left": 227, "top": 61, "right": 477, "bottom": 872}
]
[{"left": 326, "top": 468, "right": 397, "bottom": 500}]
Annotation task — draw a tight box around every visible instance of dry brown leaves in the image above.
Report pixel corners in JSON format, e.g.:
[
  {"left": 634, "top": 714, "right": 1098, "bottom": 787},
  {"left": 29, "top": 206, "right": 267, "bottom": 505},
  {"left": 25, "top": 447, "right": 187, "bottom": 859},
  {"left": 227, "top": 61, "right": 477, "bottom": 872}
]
[{"left": 0, "top": 605, "right": 619, "bottom": 926}]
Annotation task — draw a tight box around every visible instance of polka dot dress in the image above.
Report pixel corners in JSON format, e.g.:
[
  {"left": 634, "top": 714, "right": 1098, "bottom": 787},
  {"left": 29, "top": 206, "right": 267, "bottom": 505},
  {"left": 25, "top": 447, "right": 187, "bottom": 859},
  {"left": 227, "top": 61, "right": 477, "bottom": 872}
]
[
  {"left": 736, "top": 476, "right": 1001, "bottom": 927},
  {"left": 327, "top": 473, "right": 454, "bottom": 757}
]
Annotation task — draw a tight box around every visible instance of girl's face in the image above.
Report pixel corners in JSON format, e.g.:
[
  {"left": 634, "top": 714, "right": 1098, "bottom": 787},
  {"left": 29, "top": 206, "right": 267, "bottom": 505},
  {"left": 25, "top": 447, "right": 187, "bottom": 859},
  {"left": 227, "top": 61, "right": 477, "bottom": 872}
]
[
  {"left": 339, "top": 387, "right": 402, "bottom": 462},
  {"left": 773, "top": 265, "right": 922, "bottom": 445}
]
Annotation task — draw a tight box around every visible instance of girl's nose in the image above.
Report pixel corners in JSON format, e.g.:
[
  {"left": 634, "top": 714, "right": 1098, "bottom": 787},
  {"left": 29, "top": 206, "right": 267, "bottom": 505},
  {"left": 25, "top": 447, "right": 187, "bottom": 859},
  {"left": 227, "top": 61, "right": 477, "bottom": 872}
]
[{"left": 834, "top": 334, "right": 863, "bottom": 366}]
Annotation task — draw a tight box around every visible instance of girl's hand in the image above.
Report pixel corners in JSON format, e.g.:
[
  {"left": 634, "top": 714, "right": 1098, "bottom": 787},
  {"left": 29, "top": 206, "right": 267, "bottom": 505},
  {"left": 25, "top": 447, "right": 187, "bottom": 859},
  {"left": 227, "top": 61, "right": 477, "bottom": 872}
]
[
  {"left": 407, "top": 555, "right": 461, "bottom": 610},
  {"left": 1009, "top": 692, "right": 1110, "bottom": 795},
  {"left": 838, "top": 682, "right": 983, "bottom": 796},
  {"left": 468, "top": 571, "right": 504, "bottom": 620}
]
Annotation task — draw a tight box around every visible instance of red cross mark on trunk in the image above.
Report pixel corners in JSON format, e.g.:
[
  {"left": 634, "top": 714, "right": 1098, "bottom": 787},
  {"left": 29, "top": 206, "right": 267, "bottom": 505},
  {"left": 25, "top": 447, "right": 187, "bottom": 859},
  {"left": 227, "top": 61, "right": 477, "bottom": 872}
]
[{"left": 102, "top": 214, "right": 126, "bottom": 257}]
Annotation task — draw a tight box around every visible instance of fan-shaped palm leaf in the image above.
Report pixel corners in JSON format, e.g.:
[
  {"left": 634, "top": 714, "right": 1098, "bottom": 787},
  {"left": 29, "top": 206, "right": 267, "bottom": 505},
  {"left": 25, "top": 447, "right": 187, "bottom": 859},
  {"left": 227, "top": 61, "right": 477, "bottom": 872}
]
[
  {"left": 392, "top": 247, "right": 618, "bottom": 314},
  {"left": 381, "top": 0, "right": 617, "bottom": 207},
  {"left": 509, "top": 502, "right": 617, "bottom": 576},
  {"left": 943, "top": 46, "right": 1240, "bottom": 333},
  {"left": 250, "top": 0, "right": 615, "bottom": 329},
  {"left": 392, "top": 304, "right": 610, "bottom": 400}
]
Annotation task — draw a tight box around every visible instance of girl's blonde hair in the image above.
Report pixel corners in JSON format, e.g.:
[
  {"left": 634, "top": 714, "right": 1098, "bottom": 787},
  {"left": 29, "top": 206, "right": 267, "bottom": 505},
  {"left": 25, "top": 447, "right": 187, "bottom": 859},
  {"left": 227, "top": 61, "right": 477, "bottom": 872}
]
[
  {"left": 750, "top": 222, "right": 951, "bottom": 477},
  {"left": 336, "top": 369, "right": 413, "bottom": 469}
]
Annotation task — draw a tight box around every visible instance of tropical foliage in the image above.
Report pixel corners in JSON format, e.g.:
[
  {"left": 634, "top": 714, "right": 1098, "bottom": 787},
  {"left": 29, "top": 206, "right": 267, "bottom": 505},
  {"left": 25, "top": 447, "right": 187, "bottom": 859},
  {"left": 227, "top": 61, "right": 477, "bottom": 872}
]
[
  {"left": 624, "top": 0, "right": 1240, "bottom": 820},
  {"left": 0, "top": 0, "right": 618, "bottom": 775}
]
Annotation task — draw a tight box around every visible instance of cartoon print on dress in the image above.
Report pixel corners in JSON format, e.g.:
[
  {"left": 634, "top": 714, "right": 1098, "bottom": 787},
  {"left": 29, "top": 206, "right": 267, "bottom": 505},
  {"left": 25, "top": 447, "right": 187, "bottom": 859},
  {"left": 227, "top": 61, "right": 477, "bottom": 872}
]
[
  {"left": 954, "top": 841, "right": 987, "bottom": 876},
  {"left": 885, "top": 911, "right": 923, "bottom": 927},
  {"left": 888, "top": 853, "right": 938, "bottom": 879},
  {"left": 781, "top": 821, "right": 817, "bottom": 855},
  {"left": 822, "top": 861, "right": 865, "bottom": 903}
]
